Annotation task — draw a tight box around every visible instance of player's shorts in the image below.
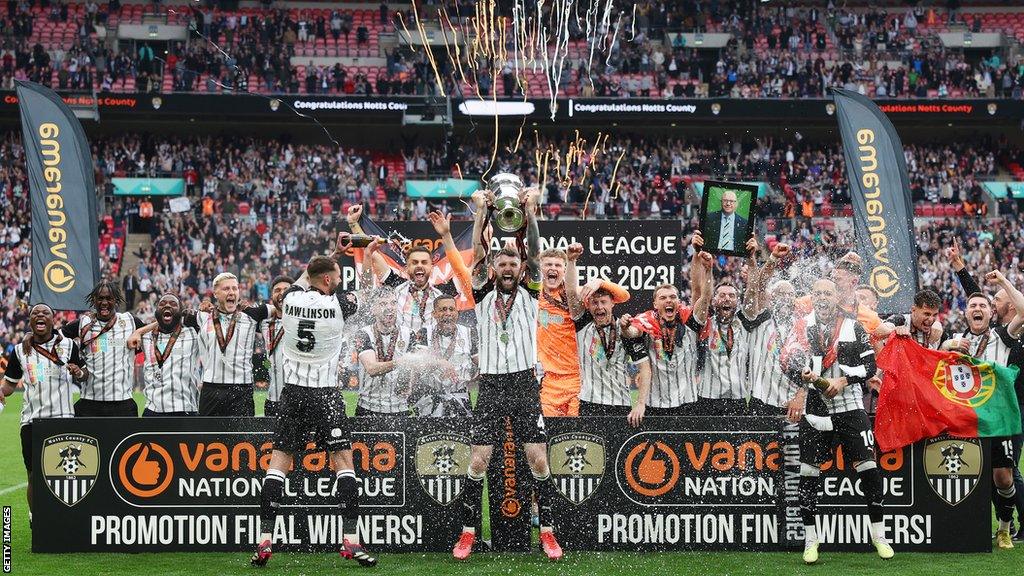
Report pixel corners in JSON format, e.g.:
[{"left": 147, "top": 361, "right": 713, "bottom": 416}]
[
  {"left": 472, "top": 369, "right": 546, "bottom": 446},
  {"left": 199, "top": 383, "right": 255, "bottom": 417},
  {"left": 991, "top": 435, "right": 1017, "bottom": 469},
  {"left": 273, "top": 385, "right": 351, "bottom": 454},
  {"left": 20, "top": 424, "right": 32, "bottom": 472},
  {"left": 74, "top": 398, "right": 138, "bottom": 417},
  {"left": 263, "top": 400, "right": 280, "bottom": 419},
  {"left": 800, "top": 409, "right": 875, "bottom": 465},
  {"left": 540, "top": 372, "right": 581, "bottom": 417},
  {"left": 748, "top": 398, "right": 787, "bottom": 417},
  {"left": 578, "top": 401, "right": 630, "bottom": 417}
]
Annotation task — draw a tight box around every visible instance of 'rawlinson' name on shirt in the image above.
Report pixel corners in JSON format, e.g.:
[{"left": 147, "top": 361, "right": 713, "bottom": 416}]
[{"left": 284, "top": 305, "right": 337, "bottom": 319}]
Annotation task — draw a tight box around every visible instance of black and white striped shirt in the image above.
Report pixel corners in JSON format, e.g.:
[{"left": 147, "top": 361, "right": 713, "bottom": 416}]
[
  {"left": 281, "top": 286, "right": 358, "bottom": 388},
  {"left": 382, "top": 271, "right": 459, "bottom": 340},
  {"left": 194, "top": 305, "right": 271, "bottom": 385},
  {"left": 61, "top": 312, "right": 145, "bottom": 401},
  {"left": 962, "top": 326, "right": 1020, "bottom": 367},
  {"left": 472, "top": 280, "right": 539, "bottom": 375},
  {"left": 408, "top": 324, "right": 476, "bottom": 416},
  {"left": 700, "top": 314, "right": 751, "bottom": 400},
  {"left": 889, "top": 313, "right": 939, "bottom": 349},
  {"left": 576, "top": 316, "right": 649, "bottom": 407},
  {"left": 260, "top": 315, "right": 286, "bottom": 402},
  {"left": 357, "top": 325, "right": 415, "bottom": 413},
  {"left": 744, "top": 310, "right": 798, "bottom": 408},
  {"left": 140, "top": 321, "right": 202, "bottom": 413},
  {"left": 4, "top": 334, "right": 81, "bottom": 426},
  {"left": 647, "top": 315, "right": 704, "bottom": 408},
  {"left": 786, "top": 311, "right": 876, "bottom": 414}
]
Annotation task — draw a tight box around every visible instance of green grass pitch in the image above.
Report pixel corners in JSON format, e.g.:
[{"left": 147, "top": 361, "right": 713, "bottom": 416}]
[{"left": 0, "top": 391, "right": 1020, "bottom": 575}]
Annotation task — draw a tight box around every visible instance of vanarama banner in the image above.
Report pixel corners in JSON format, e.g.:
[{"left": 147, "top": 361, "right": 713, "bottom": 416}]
[
  {"left": 832, "top": 88, "right": 919, "bottom": 315},
  {"left": 16, "top": 80, "right": 100, "bottom": 310},
  {"left": 31, "top": 416, "right": 990, "bottom": 553}
]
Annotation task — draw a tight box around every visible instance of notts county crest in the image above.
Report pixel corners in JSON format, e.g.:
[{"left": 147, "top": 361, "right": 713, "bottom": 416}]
[
  {"left": 924, "top": 437, "right": 983, "bottom": 506},
  {"left": 548, "top": 433, "right": 606, "bottom": 505},
  {"left": 415, "top": 432, "right": 470, "bottom": 506},
  {"left": 42, "top": 434, "right": 100, "bottom": 507}
]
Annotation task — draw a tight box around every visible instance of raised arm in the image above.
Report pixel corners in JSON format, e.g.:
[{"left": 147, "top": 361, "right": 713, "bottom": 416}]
[
  {"left": 691, "top": 252, "right": 714, "bottom": 325},
  {"left": 346, "top": 204, "right": 390, "bottom": 280},
  {"left": 947, "top": 237, "right": 981, "bottom": 296},
  {"left": 741, "top": 236, "right": 760, "bottom": 319},
  {"left": 689, "top": 231, "right": 705, "bottom": 304},
  {"left": 756, "top": 242, "right": 790, "bottom": 314},
  {"left": 565, "top": 242, "right": 584, "bottom": 317},
  {"left": 987, "top": 270, "right": 1024, "bottom": 338},
  {"left": 470, "top": 190, "right": 492, "bottom": 289},
  {"left": 524, "top": 187, "right": 541, "bottom": 287},
  {"left": 428, "top": 211, "right": 472, "bottom": 297}
]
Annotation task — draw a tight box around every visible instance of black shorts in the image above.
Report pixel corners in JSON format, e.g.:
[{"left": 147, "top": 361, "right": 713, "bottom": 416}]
[
  {"left": 199, "top": 383, "right": 255, "bottom": 417},
  {"left": 472, "top": 370, "right": 546, "bottom": 446},
  {"left": 274, "top": 385, "right": 351, "bottom": 454},
  {"left": 578, "top": 401, "right": 630, "bottom": 417},
  {"left": 646, "top": 403, "right": 697, "bottom": 417},
  {"left": 263, "top": 400, "right": 280, "bottom": 419},
  {"left": 748, "top": 398, "right": 787, "bottom": 417},
  {"left": 991, "top": 435, "right": 1017, "bottom": 469},
  {"left": 142, "top": 409, "right": 198, "bottom": 417},
  {"left": 800, "top": 409, "right": 875, "bottom": 465},
  {"left": 74, "top": 398, "right": 138, "bottom": 417},
  {"left": 355, "top": 405, "right": 411, "bottom": 418},
  {"left": 20, "top": 424, "right": 32, "bottom": 472},
  {"left": 693, "top": 397, "right": 747, "bottom": 416}
]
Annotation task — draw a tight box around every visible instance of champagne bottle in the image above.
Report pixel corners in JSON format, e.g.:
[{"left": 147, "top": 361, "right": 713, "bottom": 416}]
[
  {"left": 346, "top": 234, "right": 378, "bottom": 248},
  {"left": 811, "top": 376, "right": 831, "bottom": 392}
]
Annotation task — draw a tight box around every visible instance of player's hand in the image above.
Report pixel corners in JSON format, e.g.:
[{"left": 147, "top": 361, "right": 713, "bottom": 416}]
[
  {"left": 618, "top": 314, "right": 633, "bottom": 330},
  {"left": 745, "top": 236, "right": 759, "bottom": 257},
  {"left": 946, "top": 237, "right": 965, "bottom": 271},
  {"left": 800, "top": 367, "right": 816, "bottom": 383},
  {"left": 336, "top": 232, "right": 354, "bottom": 255},
  {"left": 199, "top": 299, "right": 214, "bottom": 313},
  {"left": 126, "top": 332, "right": 143, "bottom": 350},
  {"left": 985, "top": 269, "right": 1008, "bottom": 286},
  {"left": 824, "top": 377, "right": 847, "bottom": 399},
  {"left": 470, "top": 190, "right": 487, "bottom": 209},
  {"left": 771, "top": 242, "right": 791, "bottom": 260},
  {"left": 67, "top": 362, "right": 85, "bottom": 380},
  {"left": 427, "top": 211, "right": 451, "bottom": 236},
  {"left": 566, "top": 242, "right": 584, "bottom": 262},
  {"left": 894, "top": 324, "right": 911, "bottom": 337},
  {"left": 365, "top": 237, "right": 384, "bottom": 260},
  {"left": 698, "top": 251, "right": 714, "bottom": 269},
  {"left": 628, "top": 403, "right": 646, "bottom": 428},
  {"left": 483, "top": 189, "right": 496, "bottom": 207},
  {"left": 929, "top": 321, "right": 943, "bottom": 345},
  {"left": 691, "top": 230, "right": 704, "bottom": 250},
  {"left": 943, "top": 338, "right": 970, "bottom": 354},
  {"left": 523, "top": 187, "right": 540, "bottom": 210},
  {"left": 786, "top": 389, "right": 805, "bottom": 423},
  {"left": 579, "top": 279, "right": 601, "bottom": 304},
  {"left": 346, "top": 204, "right": 362, "bottom": 226},
  {"left": 867, "top": 373, "right": 882, "bottom": 393}
]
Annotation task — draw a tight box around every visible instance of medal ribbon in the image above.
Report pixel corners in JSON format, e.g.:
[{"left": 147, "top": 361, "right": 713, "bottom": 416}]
[
  {"left": 542, "top": 289, "right": 569, "bottom": 313},
  {"left": 818, "top": 315, "right": 846, "bottom": 372},
  {"left": 31, "top": 333, "right": 65, "bottom": 367},
  {"left": 375, "top": 326, "right": 398, "bottom": 361},
  {"left": 81, "top": 315, "right": 116, "bottom": 348},
  {"left": 267, "top": 319, "right": 284, "bottom": 354},
  {"left": 153, "top": 325, "right": 181, "bottom": 368},
  {"left": 596, "top": 321, "right": 617, "bottom": 361},
  {"left": 659, "top": 317, "right": 677, "bottom": 358},
  {"left": 409, "top": 283, "right": 430, "bottom": 324},
  {"left": 494, "top": 287, "right": 518, "bottom": 332},
  {"left": 213, "top": 311, "right": 238, "bottom": 354}
]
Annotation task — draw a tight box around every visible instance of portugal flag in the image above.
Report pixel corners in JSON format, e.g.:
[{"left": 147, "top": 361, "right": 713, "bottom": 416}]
[{"left": 875, "top": 337, "right": 1022, "bottom": 453}]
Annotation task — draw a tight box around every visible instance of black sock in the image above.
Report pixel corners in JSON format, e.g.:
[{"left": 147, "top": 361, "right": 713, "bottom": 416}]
[
  {"left": 856, "top": 462, "right": 885, "bottom": 523},
  {"left": 461, "top": 472, "right": 484, "bottom": 531},
  {"left": 798, "top": 463, "right": 821, "bottom": 529},
  {"left": 260, "top": 469, "right": 286, "bottom": 538},
  {"left": 995, "top": 484, "right": 1017, "bottom": 523},
  {"left": 335, "top": 470, "right": 360, "bottom": 534},
  {"left": 533, "top": 472, "right": 555, "bottom": 529}
]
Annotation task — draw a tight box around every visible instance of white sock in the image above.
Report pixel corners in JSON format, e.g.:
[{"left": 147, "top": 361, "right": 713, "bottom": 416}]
[
  {"left": 539, "top": 526, "right": 553, "bottom": 534},
  {"left": 804, "top": 525, "right": 818, "bottom": 546},
  {"left": 871, "top": 521, "right": 887, "bottom": 542},
  {"left": 344, "top": 533, "right": 359, "bottom": 545},
  {"left": 462, "top": 526, "right": 476, "bottom": 535},
  {"left": 805, "top": 414, "right": 834, "bottom": 431},
  {"left": 259, "top": 532, "right": 271, "bottom": 544},
  {"left": 998, "top": 520, "right": 1011, "bottom": 532}
]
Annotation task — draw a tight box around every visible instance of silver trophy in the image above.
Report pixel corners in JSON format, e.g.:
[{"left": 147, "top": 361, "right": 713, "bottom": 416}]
[{"left": 487, "top": 172, "right": 526, "bottom": 233}]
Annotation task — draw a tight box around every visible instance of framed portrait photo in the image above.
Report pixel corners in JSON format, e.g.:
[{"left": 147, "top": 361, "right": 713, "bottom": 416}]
[{"left": 698, "top": 180, "right": 760, "bottom": 257}]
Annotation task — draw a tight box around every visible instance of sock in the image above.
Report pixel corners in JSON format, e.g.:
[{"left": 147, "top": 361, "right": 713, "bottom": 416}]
[
  {"left": 335, "top": 469, "right": 360, "bottom": 544},
  {"left": 871, "top": 522, "right": 887, "bottom": 542},
  {"left": 259, "top": 469, "right": 286, "bottom": 544},
  {"left": 461, "top": 470, "right": 485, "bottom": 532},
  {"left": 532, "top": 471, "right": 555, "bottom": 530},
  {"left": 996, "top": 485, "right": 1017, "bottom": 526},
  {"left": 804, "top": 414, "right": 834, "bottom": 431},
  {"left": 798, "top": 463, "right": 821, "bottom": 543},
  {"left": 855, "top": 461, "right": 885, "bottom": 525}
]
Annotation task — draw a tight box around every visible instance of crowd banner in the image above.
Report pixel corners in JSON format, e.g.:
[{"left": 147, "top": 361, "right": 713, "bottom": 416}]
[
  {"left": 338, "top": 220, "right": 685, "bottom": 316},
  {"left": 16, "top": 80, "right": 100, "bottom": 310},
  {"left": 832, "top": 88, "right": 919, "bottom": 315},
  {"left": 32, "top": 416, "right": 989, "bottom": 553}
]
